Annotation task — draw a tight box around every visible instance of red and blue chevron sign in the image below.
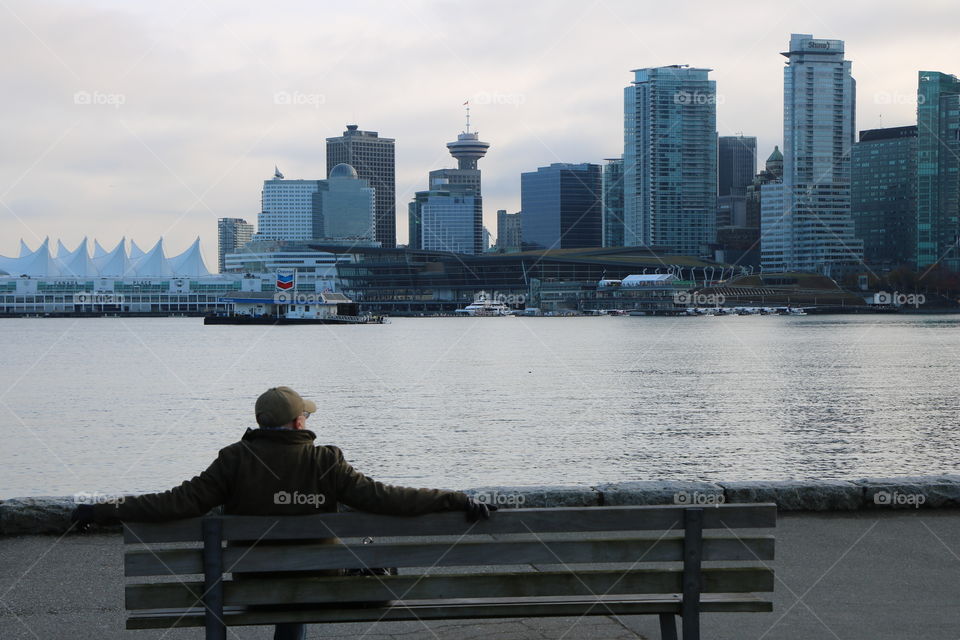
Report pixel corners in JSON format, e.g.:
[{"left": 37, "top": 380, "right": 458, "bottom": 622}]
[{"left": 276, "top": 270, "right": 295, "bottom": 290}]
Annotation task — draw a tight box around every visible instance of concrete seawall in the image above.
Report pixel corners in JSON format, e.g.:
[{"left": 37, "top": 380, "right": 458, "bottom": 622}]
[{"left": 2, "top": 475, "right": 959, "bottom": 535}]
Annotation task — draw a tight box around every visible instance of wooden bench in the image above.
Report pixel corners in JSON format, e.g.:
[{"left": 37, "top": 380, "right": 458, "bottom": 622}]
[{"left": 123, "top": 503, "right": 776, "bottom": 640}]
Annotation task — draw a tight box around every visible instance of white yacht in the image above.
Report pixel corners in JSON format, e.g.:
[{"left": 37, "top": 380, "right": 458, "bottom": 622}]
[{"left": 456, "top": 294, "right": 511, "bottom": 316}]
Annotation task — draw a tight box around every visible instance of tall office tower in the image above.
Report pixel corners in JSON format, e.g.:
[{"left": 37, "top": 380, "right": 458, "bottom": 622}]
[
  {"left": 916, "top": 71, "right": 960, "bottom": 270},
  {"left": 257, "top": 168, "right": 323, "bottom": 242},
  {"left": 602, "top": 158, "right": 625, "bottom": 247},
  {"left": 520, "top": 163, "right": 602, "bottom": 250},
  {"left": 408, "top": 116, "right": 489, "bottom": 255},
  {"left": 623, "top": 65, "right": 717, "bottom": 256},
  {"left": 217, "top": 217, "right": 253, "bottom": 272},
  {"left": 315, "top": 164, "right": 376, "bottom": 242},
  {"left": 718, "top": 136, "right": 758, "bottom": 196},
  {"left": 851, "top": 126, "right": 918, "bottom": 271},
  {"left": 496, "top": 209, "right": 522, "bottom": 252},
  {"left": 717, "top": 135, "right": 756, "bottom": 228},
  {"left": 326, "top": 125, "right": 396, "bottom": 248},
  {"left": 761, "top": 34, "right": 863, "bottom": 275}
]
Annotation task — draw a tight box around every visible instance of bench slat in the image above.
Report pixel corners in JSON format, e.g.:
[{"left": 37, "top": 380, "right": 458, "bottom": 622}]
[
  {"left": 123, "top": 505, "right": 777, "bottom": 543},
  {"left": 125, "top": 535, "right": 775, "bottom": 577},
  {"left": 125, "top": 567, "right": 773, "bottom": 610},
  {"left": 126, "top": 593, "right": 772, "bottom": 629}
]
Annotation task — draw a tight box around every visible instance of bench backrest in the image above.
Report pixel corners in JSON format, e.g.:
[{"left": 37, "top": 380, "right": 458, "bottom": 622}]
[{"left": 123, "top": 504, "right": 775, "bottom": 633}]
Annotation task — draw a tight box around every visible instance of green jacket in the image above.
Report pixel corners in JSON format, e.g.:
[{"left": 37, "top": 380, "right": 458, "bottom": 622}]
[{"left": 95, "top": 428, "right": 468, "bottom": 522}]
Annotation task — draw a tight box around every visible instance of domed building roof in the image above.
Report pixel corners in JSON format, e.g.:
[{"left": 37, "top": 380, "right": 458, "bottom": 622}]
[
  {"left": 329, "top": 163, "right": 358, "bottom": 179},
  {"left": 767, "top": 145, "right": 783, "bottom": 162}
]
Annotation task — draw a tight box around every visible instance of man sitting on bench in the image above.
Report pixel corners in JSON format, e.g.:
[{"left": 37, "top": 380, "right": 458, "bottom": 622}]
[{"left": 73, "top": 386, "right": 495, "bottom": 640}]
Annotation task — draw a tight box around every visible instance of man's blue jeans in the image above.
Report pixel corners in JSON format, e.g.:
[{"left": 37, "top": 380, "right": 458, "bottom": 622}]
[{"left": 274, "top": 622, "right": 305, "bottom": 640}]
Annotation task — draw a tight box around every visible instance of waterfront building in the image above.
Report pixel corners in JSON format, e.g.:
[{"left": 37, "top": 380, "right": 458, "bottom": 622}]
[
  {"left": 325, "top": 244, "right": 732, "bottom": 315},
  {"left": 623, "top": 65, "right": 717, "bottom": 256},
  {"left": 217, "top": 218, "right": 253, "bottom": 273},
  {"left": 761, "top": 34, "right": 863, "bottom": 275},
  {"left": 326, "top": 124, "right": 396, "bottom": 248},
  {"left": 851, "top": 126, "right": 918, "bottom": 271},
  {"left": 0, "top": 237, "right": 363, "bottom": 316},
  {"left": 916, "top": 71, "right": 960, "bottom": 270},
  {"left": 496, "top": 210, "right": 522, "bottom": 252},
  {"left": 520, "top": 163, "right": 602, "bottom": 250},
  {"left": 602, "top": 158, "right": 625, "bottom": 247},
  {"left": 0, "top": 237, "right": 240, "bottom": 315}
]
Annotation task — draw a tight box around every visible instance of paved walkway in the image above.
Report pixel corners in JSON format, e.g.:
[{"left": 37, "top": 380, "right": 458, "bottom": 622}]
[{"left": 1, "top": 510, "right": 959, "bottom": 639}]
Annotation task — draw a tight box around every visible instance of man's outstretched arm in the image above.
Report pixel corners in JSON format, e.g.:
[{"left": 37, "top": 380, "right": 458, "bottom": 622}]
[{"left": 89, "top": 451, "right": 232, "bottom": 524}]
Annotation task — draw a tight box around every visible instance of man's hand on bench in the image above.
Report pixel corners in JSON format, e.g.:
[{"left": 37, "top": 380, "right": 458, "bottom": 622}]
[{"left": 464, "top": 498, "right": 498, "bottom": 522}]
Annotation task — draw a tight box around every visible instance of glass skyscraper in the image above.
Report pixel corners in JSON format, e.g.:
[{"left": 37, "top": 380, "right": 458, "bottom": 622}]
[
  {"left": 623, "top": 65, "right": 717, "bottom": 256},
  {"left": 217, "top": 217, "right": 253, "bottom": 273},
  {"left": 761, "top": 34, "right": 863, "bottom": 275},
  {"left": 916, "top": 71, "right": 960, "bottom": 270},
  {"left": 851, "top": 126, "right": 917, "bottom": 271},
  {"left": 326, "top": 125, "right": 396, "bottom": 248},
  {"left": 718, "top": 135, "right": 757, "bottom": 197},
  {"left": 602, "top": 158, "right": 624, "bottom": 247},
  {"left": 520, "top": 163, "right": 602, "bottom": 250}
]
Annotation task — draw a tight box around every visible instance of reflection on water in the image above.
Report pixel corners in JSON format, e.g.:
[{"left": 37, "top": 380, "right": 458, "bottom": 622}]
[{"left": 1, "top": 315, "right": 958, "bottom": 497}]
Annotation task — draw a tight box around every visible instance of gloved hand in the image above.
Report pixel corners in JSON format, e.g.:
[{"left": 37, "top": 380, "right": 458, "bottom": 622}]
[
  {"left": 71, "top": 504, "right": 96, "bottom": 533},
  {"left": 465, "top": 498, "right": 498, "bottom": 522}
]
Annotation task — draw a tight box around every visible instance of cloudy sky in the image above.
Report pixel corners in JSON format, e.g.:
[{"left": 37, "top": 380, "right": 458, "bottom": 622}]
[{"left": 1, "top": 0, "right": 957, "bottom": 268}]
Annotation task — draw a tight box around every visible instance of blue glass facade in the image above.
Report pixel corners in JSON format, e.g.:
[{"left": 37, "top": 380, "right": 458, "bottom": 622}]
[
  {"left": 916, "top": 71, "right": 960, "bottom": 270},
  {"left": 851, "top": 126, "right": 917, "bottom": 270},
  {"left": 602, "top": 158, "right": 625, "bottom": 247},
  {"left": 520, "top": 163, "right": 602, "bottom": 250},
  {"left": 623, "top": 66, "right": 717, "bottom": 256}
]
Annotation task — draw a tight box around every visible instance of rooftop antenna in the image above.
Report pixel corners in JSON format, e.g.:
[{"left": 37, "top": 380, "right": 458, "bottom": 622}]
[{"left": 463, "top": 100, "right": 471, "bottom": 133}]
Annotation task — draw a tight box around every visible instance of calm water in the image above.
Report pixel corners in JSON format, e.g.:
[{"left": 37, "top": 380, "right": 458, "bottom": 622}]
[{"left": 1, "top": 315, "right": 959, "bottom": 498}]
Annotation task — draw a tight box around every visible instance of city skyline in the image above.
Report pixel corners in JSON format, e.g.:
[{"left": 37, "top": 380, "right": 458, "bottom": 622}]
[{"left": 1, "top": 1, "right": 957, "bottom": 269}]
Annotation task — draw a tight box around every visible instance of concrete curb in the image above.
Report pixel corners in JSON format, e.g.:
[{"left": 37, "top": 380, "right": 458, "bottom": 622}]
[{"left": 3, "top": 475, "right": 960, "bottom": 535}]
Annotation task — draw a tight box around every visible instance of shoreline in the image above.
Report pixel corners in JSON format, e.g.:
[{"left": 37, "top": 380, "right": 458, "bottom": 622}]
[{"left": 2, "top": 474, "right": 958, "bottom": 535}]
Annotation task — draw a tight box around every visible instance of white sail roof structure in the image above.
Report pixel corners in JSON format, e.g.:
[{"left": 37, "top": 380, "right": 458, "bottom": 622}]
[
  {"left": 167, "top": 237, "right": 210, "bottom": 277},
  {"left": 1, "top": 237, "right": 213, "bottom": 278},
  {"left": 94, "top": 238, "right": 134, "bottom": 277},
  {"left": 12, "top": 238, "right": 62, "bottom": 277},
  {"left": 129, "top": 240, "right": 146, "bottom": 261},
  {"left": 132, "top": 239, "right": 173, "bottom": 277},
  {"left": 57, "top": 238, "right": 99, "bottom": 277}
]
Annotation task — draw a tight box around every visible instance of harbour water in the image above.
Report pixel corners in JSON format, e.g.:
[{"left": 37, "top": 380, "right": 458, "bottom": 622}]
[{"left": 1, "top": 315, "right": 958, "bottom": 498}]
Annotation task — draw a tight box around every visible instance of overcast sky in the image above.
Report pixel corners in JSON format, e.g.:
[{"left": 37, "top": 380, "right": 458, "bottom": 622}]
[{"left": 1, "top": 0, "right": 958, "bottom": 268}]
